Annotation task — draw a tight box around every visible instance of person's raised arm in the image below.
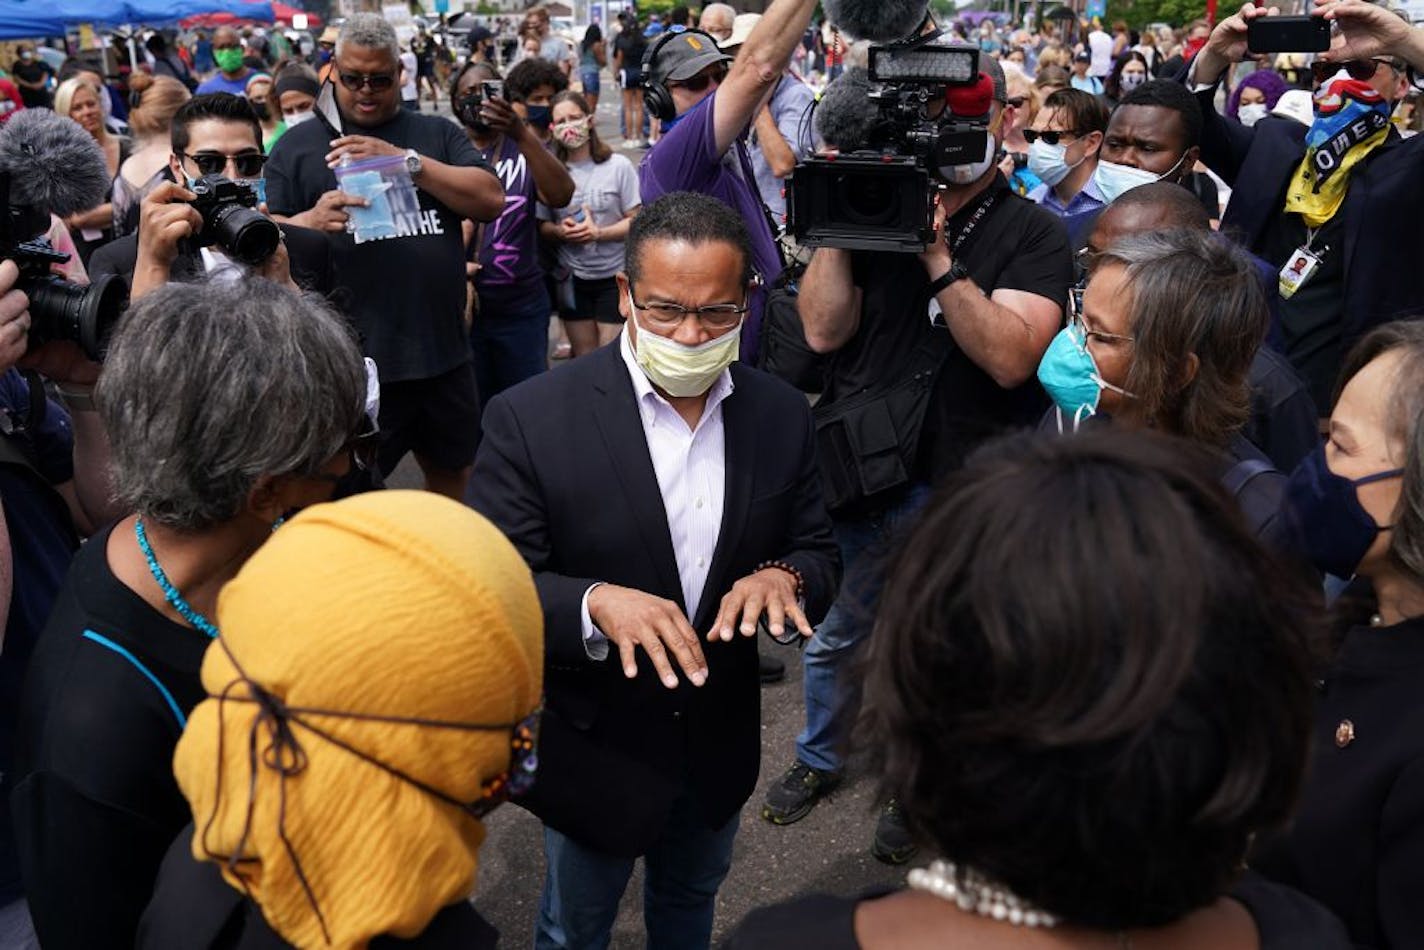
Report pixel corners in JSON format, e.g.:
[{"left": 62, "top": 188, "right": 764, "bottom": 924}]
[
  {"left": 481, "top": 97, "right": 576, "bottom": 208},
  {"left": 713, "top": 0, "right": 820, "bottom": 156},
  {"left": 798, "top": 247, "right": 863, "bottom": 354},
  {"left": 1315, "top": 0, "right": 1424, "bottom": 71}
]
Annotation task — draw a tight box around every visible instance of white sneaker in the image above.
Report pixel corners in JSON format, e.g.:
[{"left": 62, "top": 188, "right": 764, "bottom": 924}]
[{"left": 621, "top": 138, "right": 640, "bottom": 148}]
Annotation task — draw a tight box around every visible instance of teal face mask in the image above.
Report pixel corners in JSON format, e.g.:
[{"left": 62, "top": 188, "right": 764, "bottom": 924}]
[{"left": 1036, "top": 321, "right": 1135, "bottom": 429}]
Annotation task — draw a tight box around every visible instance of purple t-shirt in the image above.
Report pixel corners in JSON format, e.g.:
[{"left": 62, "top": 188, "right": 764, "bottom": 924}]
[
  {"left": 475, "top": 135, "right": 546, "bottom": 311},
  {"left": 639, "top": 91, "right": 780, "bottom": 361}
]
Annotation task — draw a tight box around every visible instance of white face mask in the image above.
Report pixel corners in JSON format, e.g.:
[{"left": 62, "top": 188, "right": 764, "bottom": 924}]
[
  {"left": 1237, "top": 102, "right": 1268, "bottom": 127},
  {"left": 628, "top": 291, "right": 742, "bottom": 398},
  {"left": 1093, "top": 152, "right": 1185, "bottom": 203},
  {"left": 285, "top": 109, "right": 315, "bottom": 126},
  {"left": 939, "top": 135, "right": 997, "bottom": 186},
  {"left": 1119, "top": 71, "right": 1146, "bottom": 92}
]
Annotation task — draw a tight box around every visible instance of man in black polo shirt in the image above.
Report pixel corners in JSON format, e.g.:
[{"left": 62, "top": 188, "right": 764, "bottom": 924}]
[
  {"left": 762, "top": 54, "right": 1072, "bottom": 862},
  {"left": 265, "top": 13, "right": 504, "bottom": 501}
]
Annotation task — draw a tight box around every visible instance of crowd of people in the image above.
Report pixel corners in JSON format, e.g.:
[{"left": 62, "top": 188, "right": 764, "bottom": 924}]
[{"left": 0, "top": 0, "right": 1418, "bottom": 947}]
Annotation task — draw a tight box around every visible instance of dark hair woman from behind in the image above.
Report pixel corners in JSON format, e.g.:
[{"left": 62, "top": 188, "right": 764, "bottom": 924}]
[{"left": 726, "top": 431, "right": 1352, "bottom": 949}]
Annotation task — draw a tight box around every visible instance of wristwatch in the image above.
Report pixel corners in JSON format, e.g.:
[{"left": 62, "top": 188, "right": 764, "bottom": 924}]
[
  {"left": 404, "top": 148, "right": 423, "bottom": 178},
  {"left": 927, "top": 259, "right": 971, "bottom": 296}
]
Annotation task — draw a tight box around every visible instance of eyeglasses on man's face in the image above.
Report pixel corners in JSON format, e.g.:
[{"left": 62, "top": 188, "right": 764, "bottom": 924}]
[
  {"left": 338, "top": 71, "right": 397, "bottom": 92},
  {"left": 179, "top": 150, "right": 268, "bottom": 178},
  {"left": 628, "top": 283, "right": 749, "bottom": 331}
]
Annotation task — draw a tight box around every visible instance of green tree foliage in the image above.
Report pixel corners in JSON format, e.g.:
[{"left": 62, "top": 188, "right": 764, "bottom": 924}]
[{"left": 1105, "top": 0, "right": 1208, "bottom": 30}]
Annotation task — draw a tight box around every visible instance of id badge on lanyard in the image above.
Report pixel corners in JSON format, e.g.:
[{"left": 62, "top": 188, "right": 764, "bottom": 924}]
[{"left": 1279, "top": 230, "right": 1329, "bottom": 300}]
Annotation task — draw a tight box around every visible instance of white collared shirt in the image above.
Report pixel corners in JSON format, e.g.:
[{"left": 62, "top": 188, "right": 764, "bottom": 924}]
[{"left": 579, "top": 328, "right": 734, "bottom": 657}]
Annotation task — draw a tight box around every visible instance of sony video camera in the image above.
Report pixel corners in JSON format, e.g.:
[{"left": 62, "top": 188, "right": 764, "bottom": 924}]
[
  {"left": 0, "top": 175, "right": 128, "bottom": 362},
  {"left": 786, "top": 37, "right": 987, "bottom": 252},
  {"left": 186, "top": 174, "right": 281, "bottom": 265}
]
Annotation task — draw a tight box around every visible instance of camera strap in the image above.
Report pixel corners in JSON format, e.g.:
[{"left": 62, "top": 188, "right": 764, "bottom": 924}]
[{"left": 946, "top": 188, "right": 999, "bottom": 259}]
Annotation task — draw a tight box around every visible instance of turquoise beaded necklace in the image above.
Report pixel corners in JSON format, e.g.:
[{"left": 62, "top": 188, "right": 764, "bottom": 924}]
[{"left": 134, "top": 516, "right": 220, "bottom": 640}]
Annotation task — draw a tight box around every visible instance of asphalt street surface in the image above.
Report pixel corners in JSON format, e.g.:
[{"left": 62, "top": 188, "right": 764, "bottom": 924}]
[{"left": 391, "top": 76, "right": 903, "bottom": 947}]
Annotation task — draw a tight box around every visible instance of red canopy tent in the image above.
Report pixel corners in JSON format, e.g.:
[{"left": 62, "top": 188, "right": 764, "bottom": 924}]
[{"left": 180, "top": 2, "right": 320, "bottom": 28}]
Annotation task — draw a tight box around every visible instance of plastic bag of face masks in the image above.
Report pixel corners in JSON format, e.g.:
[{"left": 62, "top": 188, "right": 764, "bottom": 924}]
[{"left": 334, "top": 154, "right": 420, "bottom": 244}]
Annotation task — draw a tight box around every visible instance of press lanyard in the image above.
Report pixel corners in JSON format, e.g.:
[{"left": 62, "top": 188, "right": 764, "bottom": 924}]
[{"left": 948, "top": 189, "right": 999, "bottom": 258}]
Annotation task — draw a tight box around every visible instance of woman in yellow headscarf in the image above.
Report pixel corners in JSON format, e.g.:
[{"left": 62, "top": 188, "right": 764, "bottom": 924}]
[{"left": 137, "top": 490, "right": 544, "bottom": 950}]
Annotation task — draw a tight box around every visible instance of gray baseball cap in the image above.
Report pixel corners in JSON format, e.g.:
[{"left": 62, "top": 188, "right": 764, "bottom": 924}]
[
  {"left": 649, "top": 28, "right": 733, "bottom": 82},
  {"left": 980, "top": 52, "right": 1007, "bottom": 104}
]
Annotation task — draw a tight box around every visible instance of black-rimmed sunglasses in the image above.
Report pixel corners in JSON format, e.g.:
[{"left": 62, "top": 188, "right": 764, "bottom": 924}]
[
  {"left": 179, "top": 150, "right": 268, "bottom": 177},
  {"left": 1310, "top": 57, "right": 1401, "bottom": 83},
  {"left": 669, "top": 63, "right": 729, "bottom": 94},
  {"left": 1022, "top": 129, "right": 1084, "bottom": 146},
  {"left": 338, "top": 71, "right": 397, "bottom": 92}
]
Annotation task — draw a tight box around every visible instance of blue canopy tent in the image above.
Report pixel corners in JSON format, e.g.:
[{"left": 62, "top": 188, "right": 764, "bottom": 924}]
[{"left": 0, "top": 0, "right": 274, "bottom": 39}]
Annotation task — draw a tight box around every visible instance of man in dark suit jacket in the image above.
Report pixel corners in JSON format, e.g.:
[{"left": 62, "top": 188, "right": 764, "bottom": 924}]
[
  {"left": 1185, "top": 0, "right": 1424, "bottom": 411},
  {"left": 469, "top": 192, "right": 839, "bottom": 950}
]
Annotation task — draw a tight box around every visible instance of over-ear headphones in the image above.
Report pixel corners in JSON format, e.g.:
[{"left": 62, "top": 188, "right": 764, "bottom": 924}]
[{"left": 641, "top": 27, "right": 721, "bottom": 123}]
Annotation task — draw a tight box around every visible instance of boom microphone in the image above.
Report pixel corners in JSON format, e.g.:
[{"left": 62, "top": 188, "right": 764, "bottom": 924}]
[
  {"left": 815, "top": 67, "right": 878, "bottom": 150},
  {"left": 824, "top": 0, "right": 928, "bottom": 43},
  {"left": 0, "top": 109, "right": 110, "bottom": 219}
]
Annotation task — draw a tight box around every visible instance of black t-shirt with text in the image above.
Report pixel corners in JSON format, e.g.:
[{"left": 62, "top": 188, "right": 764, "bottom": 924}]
[
  {"left": 264, "top": 109, "right": 496, "bottom": 383},
  {"left": 837, "top": 175, "right": 1073, "bottom": 482}
]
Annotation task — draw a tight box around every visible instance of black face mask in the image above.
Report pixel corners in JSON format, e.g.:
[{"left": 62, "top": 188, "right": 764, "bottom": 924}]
[{"left": 251, "top": 100, "right": 270, "bottom": 122}]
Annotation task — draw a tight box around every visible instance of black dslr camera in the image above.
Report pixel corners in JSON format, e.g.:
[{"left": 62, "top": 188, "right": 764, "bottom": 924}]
[
  {"left": 186, "top": 174, "right": 281, "bottom": 265},
  {"left": 786, "top": 37, "right": 987, "bottom": 252},
  {"left": 0, "top": 174, "right": 127, "bottom": 361}
]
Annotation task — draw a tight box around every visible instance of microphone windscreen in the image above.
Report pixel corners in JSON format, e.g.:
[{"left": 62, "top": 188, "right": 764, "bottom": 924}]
[
  {"left": 0, "top": 109, "right": 110, "bottom": 218},
  {"left": 945, "top": 73, "right": 994, "bottom": 118},
  {"left": 824, "top": 0, "right": 928, "bottom": 43},
  {"left": 815, "top": 67, "right": 878, "bottom": 150}
]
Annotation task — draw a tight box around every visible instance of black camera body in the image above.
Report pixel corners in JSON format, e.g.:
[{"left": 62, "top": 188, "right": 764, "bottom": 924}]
[
  {"left": 186, "top": 174, "right": 281, "bottom": 265},
  {"left": 786, "top": 38, "right": 987, "bottom": 252},
  {"left": 0, "top": 175, "right": 127, "bottom": 361}
]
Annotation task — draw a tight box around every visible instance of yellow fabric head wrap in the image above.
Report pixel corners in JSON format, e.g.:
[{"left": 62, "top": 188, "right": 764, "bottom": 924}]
[{"left": 173, "top": 490, "right": 543, "bottom": 950}]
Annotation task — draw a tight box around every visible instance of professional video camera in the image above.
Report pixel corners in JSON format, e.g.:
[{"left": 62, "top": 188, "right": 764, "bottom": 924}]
[
  {"left": 0, "top": 176, "right": 127, "bottom": 363},
  {"left": 0, "top": 109, "right": 130, "bottom": 361},
  {"left": 785, "top": 36, "right": 989, "bottom": 252},
  {"left": 185, "top": 174, "right": 282, "bottom": 265}
]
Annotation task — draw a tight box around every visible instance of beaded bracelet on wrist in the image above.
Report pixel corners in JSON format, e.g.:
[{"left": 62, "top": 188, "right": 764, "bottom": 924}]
[{"left": 755, "top": 559, "right": 804, "bottom": 600}]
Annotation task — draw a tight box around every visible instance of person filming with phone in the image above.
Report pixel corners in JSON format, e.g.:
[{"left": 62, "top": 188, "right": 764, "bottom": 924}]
[{"left": 1185, "top": 0, "right": 1424, "bottom": 415}]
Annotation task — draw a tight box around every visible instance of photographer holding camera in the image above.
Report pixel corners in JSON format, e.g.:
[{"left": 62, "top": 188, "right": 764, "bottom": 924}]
[
  {"left": 0, "top": 107, "right": 131, "bottom": 945},
  {"left": 88, "top": 94, "right": 336, "bottom": 301},
  {"left": 763, "top": 54, "right": 1072, "bottom": 861}
]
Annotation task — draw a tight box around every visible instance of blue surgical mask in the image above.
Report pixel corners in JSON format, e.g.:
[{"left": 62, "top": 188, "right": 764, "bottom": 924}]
[
  {"left": 1036, "top": 321, "right": 1134, "bottom": 429},
  {"left": 1283, "top": 444, "right": 1403, "bottom": 579},
  {"left": 1027, "top": 138, "right": 1077, "bottom": 188},
  {"left": 1093, "top": 153, "right": 1185, "bottom": 203}
]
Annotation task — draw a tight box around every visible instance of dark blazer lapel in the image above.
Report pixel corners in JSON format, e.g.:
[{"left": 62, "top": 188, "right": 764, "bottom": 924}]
[
  {"left": 694, "top": 371, "right": 754, "bottom": 632},
  {"left": 589, "top": 344, "right": 686, "bottom": 612}
]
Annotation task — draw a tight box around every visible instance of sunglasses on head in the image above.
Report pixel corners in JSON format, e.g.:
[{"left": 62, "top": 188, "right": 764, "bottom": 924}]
[
  {"left": 338, "top": 71, "right": 397, "bottom": 92},
  {"left": 1022, "top": 129, "right": 1083, "bottom": 145},
  {"left": 180, "top": 150, "right": 268, "bottom": 177},
  {"left": 670, "top": 63, "right": 728, "bottom": 93},
  {"left": 1310, "top": 57, "right": 1400, "bottom": 83}
]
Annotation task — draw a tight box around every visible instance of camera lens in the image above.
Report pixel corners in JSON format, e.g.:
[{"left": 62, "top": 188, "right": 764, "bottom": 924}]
[
  {"left": 211, "top": 204, "right": 281, "bottom": 265},
  {"left": 837, "top": 174, "right": 898, "bottom": 227},
  {"left": 24, "top": 273, "right": 129, "bottom": 361}
]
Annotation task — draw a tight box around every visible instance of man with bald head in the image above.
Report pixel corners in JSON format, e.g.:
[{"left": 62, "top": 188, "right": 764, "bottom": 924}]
[
  {"left": 699, "top": 3, "right": 737, "bottom": 42},
  {"left": 196, "top": 26, "right": 255, "bottom": 95},
  {"left": 1084, "top": 182, "right": 1318, "bottom": 475}
]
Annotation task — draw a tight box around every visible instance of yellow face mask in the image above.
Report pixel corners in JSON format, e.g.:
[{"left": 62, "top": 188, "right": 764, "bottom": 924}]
[{"left": 628, "top": 290, "right": 742, "bottom": 398}]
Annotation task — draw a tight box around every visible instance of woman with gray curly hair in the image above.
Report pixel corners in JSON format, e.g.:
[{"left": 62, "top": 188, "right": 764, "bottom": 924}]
[{"left": 10, "top": 278, "right": 370, "bottom": 950}]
